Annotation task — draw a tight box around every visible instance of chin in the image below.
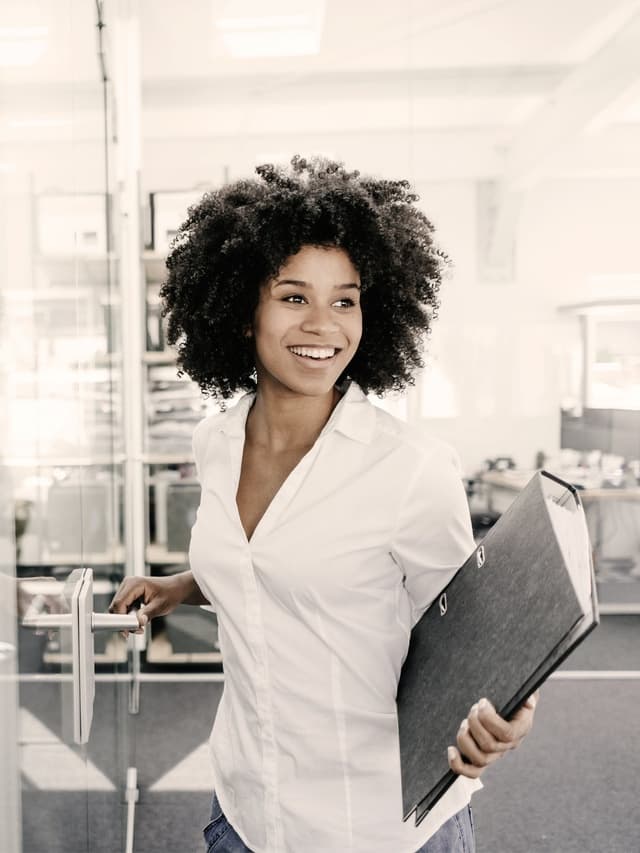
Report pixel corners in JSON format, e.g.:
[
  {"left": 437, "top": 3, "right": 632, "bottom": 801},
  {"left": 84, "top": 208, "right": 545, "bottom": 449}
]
[
  {"left": 289, "top": 377, "right": 339, "bottom": 397},
  {"left": 262, "top": 371, "right": 339, "bottom": 398}
]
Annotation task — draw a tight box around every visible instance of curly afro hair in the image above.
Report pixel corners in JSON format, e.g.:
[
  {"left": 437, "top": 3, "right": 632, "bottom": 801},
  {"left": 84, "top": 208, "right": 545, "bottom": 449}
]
[{"left": 160, "top": 155, "right": 450, "bottom": 402}]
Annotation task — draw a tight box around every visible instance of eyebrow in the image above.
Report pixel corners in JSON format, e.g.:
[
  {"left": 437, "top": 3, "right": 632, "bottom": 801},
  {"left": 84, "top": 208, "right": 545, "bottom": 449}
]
[{"left": 274, "top": 279, "right": 361, "bottom": 290}]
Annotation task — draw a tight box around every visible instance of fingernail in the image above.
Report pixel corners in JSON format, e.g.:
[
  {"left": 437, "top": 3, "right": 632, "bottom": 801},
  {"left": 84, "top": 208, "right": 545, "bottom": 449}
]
[
  {"left": 447, "top": 746, "right": 456, "bottom": 762},
  {"left": 139, "top": 613, "right": 148, "bottom": 627},
  {"left": 478, "top": 698, "right": 489, "bottom": 711},
  {"left": 459, "top": 718, "right": 469, "bottom": 734}
]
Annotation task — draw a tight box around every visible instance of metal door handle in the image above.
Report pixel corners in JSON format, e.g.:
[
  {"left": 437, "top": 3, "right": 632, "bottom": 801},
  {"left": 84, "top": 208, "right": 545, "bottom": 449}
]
[
  {"left": 19, "top": 568, "right": 140, "bottom": 744},
  {"left": 22, "top": 611, "right": 141, "bottom": 632}
]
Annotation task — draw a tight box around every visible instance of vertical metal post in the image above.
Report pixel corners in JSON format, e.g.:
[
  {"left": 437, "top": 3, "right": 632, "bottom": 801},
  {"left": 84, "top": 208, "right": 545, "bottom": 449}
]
[
  {"left": 112, "top": 0, "right": 145, "bottom": 714},
  {"left": 0, "top": 471, "right": 21, "bottom": 853},
  {"left": 124, "top": 766, "right": 139, "bottom": 853}
]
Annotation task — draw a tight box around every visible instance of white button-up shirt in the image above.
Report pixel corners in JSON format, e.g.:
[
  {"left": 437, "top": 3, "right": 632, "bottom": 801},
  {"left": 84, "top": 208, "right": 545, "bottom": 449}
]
[{"left": 189, "top": 380, "right": 482, "bottom": 853}]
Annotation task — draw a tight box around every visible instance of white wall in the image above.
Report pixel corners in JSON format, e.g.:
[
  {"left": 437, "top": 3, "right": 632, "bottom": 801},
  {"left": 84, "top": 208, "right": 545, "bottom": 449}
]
[{"left": 417, "top": 177, "right": 640, "bottom": 474}]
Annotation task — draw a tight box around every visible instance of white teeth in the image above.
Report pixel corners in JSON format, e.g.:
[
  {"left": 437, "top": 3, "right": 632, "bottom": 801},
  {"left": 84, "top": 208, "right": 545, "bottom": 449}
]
[{"left": 289, "top": 346, "right": 337, "bottom": 360}]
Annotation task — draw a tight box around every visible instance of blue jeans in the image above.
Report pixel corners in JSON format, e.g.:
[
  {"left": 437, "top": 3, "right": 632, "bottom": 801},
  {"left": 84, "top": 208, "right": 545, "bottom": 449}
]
[{"left": 202, "top": 791, "right": 475, "bottom": 852}]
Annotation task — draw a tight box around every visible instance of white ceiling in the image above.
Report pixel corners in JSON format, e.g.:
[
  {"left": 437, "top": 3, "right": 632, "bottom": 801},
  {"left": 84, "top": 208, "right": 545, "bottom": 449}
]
[
  {"left": 139, "top": 0, "right": 638, "bottom": 74},
  {"left": 135, "top": 0, "right": 640, "bottom": 133},
  {"left": 135, "top": 0, "right": 640, "bottom": 185},
  {"left": 1, "top": 0, "right": 640, "bottom": 182}
]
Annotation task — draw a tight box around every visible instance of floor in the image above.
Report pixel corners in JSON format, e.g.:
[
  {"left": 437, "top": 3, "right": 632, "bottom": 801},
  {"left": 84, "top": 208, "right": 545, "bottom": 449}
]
[{"left": 17, "top": 614, "right": 640, "bottom": 853}]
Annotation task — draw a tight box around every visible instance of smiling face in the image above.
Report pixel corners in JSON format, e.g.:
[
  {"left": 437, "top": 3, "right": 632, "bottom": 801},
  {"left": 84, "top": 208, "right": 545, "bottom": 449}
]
[{"left": 251, "top": 245, "right": 363, "bottom": 398}]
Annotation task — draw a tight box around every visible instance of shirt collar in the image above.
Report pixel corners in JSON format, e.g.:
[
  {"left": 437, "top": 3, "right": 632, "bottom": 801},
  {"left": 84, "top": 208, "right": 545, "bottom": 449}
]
[{"left": 218, "top": 379, "right": 376, "bottom": 445}]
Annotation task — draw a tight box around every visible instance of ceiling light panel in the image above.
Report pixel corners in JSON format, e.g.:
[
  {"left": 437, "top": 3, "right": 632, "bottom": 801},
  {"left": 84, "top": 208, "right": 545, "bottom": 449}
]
[{"left": 214, "top": 0, "right": 326, "bottom": 58}]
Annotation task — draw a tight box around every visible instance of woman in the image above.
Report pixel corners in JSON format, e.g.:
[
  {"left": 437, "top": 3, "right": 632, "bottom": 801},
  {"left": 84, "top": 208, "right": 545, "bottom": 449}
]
[{"left": 109, "top": 157, "right": 537, "bottom": 853}]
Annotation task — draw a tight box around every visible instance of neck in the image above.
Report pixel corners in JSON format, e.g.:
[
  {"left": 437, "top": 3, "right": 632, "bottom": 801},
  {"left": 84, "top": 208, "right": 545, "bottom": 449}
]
[{"left": 246, "top": 384, "right": 342, "bottom": 454}]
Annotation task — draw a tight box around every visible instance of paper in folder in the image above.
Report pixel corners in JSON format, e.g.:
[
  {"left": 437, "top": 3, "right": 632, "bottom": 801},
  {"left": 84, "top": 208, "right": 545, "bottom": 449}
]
[{"left": 397, "top": 470, "right": 599, "bottom": 826}]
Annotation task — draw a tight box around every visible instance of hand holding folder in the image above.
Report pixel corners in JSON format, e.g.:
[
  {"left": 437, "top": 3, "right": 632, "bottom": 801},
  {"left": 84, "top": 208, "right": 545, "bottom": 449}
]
[
  {"left": 397, "top": 470, "right": 599, "bottom": 826},
  {"left": 447, "top": 688, "right": 538, "bottom": 780}
]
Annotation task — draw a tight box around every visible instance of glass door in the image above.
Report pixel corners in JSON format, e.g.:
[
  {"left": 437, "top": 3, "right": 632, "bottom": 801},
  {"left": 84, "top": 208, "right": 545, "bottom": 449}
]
[{"left": 0, "top": 2, "right": 137, "bottom": 851}]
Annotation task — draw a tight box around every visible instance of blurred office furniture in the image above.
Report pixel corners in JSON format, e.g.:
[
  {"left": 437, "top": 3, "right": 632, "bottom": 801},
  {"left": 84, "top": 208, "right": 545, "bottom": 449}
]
[
  {"left": 561, "top": 407, "right": 640, "bottom": 461},
  {"left": 9, "top": 186, "right": 222, "bottom": 673},
  {"left": 141, "top": 189, "right": 223, "bottom": 665},
  {"left": 464, "top": 457, "right": 515, "bottom": 541},
  {"left": 480, "top": 467, "right": 640, "bottom": 613}
]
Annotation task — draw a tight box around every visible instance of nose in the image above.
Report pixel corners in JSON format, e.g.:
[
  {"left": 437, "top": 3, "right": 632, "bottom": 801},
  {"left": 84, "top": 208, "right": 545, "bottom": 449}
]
[{"left": 299, "top": 303, "right": 340, "bottom": 336}]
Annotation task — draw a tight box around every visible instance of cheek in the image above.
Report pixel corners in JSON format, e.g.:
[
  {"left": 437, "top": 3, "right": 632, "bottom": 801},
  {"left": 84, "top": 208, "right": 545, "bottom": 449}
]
[
  {"left": 350, "top": 311, "right": 363, "bottom": 348},
  {"left": 253, "top": 305, "right": 286, "bottom": 348}
]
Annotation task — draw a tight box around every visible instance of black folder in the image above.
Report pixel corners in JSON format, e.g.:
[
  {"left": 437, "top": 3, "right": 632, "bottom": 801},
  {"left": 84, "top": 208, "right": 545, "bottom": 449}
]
[{"left": 397, "top": 470, "right": 599, "bottom": 826}]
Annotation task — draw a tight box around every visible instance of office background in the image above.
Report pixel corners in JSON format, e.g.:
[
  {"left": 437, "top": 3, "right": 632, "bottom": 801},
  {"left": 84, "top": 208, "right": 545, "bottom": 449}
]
[{"left": 1, "top": 1, "right": 639, "bottom": 851}]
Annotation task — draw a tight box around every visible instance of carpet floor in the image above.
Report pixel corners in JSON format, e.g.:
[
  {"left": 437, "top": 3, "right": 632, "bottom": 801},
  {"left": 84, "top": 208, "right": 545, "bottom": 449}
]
[{"left": 18, "top": 614, "right": 639, "bottom": 852}]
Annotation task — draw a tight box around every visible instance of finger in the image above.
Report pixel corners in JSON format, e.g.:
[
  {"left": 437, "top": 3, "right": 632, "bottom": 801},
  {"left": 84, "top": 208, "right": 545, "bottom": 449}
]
[
  {"left": 111, "top": 580, "right": 148, "bottom": 639},
  {"left": 447, "top": 744, "right": 484, "bottom": 779},
  {"left": 473, "top": 698, "right": 520, "bottom": 744},
  {"left": 505, "top": 697, "right": 537, "bottom": 740},
  {"left": 132, "top": 607, "right": 149, "bottom": 635},
  {"left": 109, "top": 579, "right": 147, "bottom": 615},
  {"left": 467, "top": 704, "right": 513, "bottom": 754},
  {"left": 456, "top": 717, "right": 506, "bottom": 768},
  {"left": 121, "top": 609, "right": 148, "bottom": 640},
  {"left": 523, "top": 690, "right": 540, "bottom": 711},
  {"left": 128, "top": 592, "right": 169, "bottom": 635}
]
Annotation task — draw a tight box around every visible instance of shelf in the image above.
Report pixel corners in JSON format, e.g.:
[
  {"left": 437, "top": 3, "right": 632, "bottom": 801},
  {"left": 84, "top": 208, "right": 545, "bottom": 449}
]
[
  {"left": 18, "top": 578, "right": 116, "bottom": 595},
  {"left": 146, "top": 649, "right": 223, "bottom": 664},
  {"left": 146, "top": 632, "right": 221, "bottom": 665},
  {"left": 144, "top": 350, "right": 177, "bottom": 364},
  {"left": 143, "top": 453, "right": 194, "bottom": 466},
  {"left": 9, "top": 455, "right": 126, "bottom": 468},
  {"left": 37, "top": 252, "right": 118, "bottom": 286},
  {"left": 19, "top": 546, "right": 126, "bottom": 567},
  {"left": 44, "top": 636, "right": 128, "bottom": 666},
  {"left": 146, "top": 545, "right": 189, "bottom": 565},
  {"left": 10, "top": 453, "right": 195, "bottom": 467},
  {"left": 10, "top": 365, "right": 123, "bottom": 383}
]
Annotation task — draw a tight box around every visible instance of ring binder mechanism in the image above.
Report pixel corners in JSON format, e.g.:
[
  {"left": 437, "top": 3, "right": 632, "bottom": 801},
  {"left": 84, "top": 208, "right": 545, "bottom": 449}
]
[{"left": 397, "top": 470, "right": 599, "bottom": 826}]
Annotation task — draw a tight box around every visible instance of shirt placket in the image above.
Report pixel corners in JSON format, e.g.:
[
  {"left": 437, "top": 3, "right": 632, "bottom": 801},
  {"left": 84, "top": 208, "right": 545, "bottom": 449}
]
[{"left": 228, "top": 430, "right": 327, "bottom": 851}]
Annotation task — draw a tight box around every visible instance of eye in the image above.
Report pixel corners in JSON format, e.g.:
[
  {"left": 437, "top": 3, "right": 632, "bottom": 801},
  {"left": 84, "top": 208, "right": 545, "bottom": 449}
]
[
  {"left": 333, "top": 297, "right": 358, "bottom": 308},
  {"left": 282, "top": 293, "right": 306, "bottom": 304}
]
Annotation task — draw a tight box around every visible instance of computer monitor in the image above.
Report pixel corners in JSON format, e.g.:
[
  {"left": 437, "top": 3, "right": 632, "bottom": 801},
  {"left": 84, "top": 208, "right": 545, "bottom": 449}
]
[{"left": 561, "top": 407, "right": 640, "bottom": 459}]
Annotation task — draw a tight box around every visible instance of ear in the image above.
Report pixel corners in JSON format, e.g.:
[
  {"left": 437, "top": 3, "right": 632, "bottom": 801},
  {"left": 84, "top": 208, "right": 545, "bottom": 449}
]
[{"left": 243, "top": 324, "right": 253, "bottom": 339}]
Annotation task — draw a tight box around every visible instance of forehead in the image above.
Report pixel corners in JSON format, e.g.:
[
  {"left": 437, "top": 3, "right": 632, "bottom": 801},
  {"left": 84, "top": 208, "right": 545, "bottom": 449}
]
[{"left": 276, "top": 245, "right": 359, "bottom": 282}]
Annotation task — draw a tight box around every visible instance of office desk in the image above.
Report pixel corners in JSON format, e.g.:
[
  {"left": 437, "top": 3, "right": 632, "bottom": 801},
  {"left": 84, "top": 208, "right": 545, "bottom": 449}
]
[{"left": 479, "top": 470, "right": 640, "bottom": 614}]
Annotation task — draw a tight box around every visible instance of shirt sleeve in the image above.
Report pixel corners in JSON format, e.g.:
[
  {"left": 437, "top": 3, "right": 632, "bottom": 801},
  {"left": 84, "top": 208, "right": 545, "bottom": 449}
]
[{"left": 391, "top": 443, "right": 476, "bottom": 628}]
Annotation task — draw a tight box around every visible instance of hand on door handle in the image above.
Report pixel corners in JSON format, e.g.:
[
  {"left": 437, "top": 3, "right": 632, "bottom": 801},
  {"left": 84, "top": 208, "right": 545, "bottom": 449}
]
[{"left": 108, "top": 573, "right": 200, "bottom": 638}]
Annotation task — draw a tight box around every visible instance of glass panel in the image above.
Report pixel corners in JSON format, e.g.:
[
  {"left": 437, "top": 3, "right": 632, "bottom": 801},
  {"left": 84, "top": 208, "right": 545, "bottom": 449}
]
[
  {"left": 592, "top": 317, "right": 640, "bottom": 410},
  {"left": 0, "top": 1, "right": 131, "bottom": 851},
  {"left": 558, "top": 308, "right": 640, "bottom": 606}
]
